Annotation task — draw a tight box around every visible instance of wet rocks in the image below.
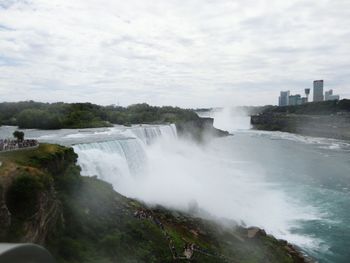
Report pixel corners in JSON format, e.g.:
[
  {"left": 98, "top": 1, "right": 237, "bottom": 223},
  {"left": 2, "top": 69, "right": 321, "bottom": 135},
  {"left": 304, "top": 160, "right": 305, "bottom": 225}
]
[
  {"left": 246, "top": 227, "right": 266, "bottom": 238},
  {"left": 0, "top": 203, "right": 11, "bottom": 238}
]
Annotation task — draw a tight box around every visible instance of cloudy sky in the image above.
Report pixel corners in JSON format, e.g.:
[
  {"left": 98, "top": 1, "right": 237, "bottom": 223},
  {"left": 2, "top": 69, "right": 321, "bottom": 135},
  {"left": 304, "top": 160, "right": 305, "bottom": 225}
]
[{"left": 0, "top": 0, "right": 349, "bottom": 107}]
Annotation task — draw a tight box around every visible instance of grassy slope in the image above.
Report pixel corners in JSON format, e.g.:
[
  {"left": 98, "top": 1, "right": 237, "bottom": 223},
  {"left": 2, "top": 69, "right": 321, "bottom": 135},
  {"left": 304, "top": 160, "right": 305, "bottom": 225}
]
[{"left": 0, "top": 145, "right": 302, "bottom": 263}]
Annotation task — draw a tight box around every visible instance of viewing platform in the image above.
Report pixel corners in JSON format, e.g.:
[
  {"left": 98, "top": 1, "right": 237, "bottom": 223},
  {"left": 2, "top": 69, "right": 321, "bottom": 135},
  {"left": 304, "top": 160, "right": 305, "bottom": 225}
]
[{"left": 0, "top": 139, "right": 39, "bottom": 153}]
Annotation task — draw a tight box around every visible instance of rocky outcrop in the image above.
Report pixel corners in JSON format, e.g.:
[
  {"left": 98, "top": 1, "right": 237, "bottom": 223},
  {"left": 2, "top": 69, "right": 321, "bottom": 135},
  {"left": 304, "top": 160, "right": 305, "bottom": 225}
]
[
  {"left": 245, "top": 227, "right": 314, "bottom": 263},
  {"left": 22, "top": 187, "right": 62, "bottom": 245},
  {"left": 247, "top": 226, "right": 266, "bottom": 238},
  {"left": 0, "top": 203, "right": 11, "bottom": 239},
  {"left": 279, "top": 239, "right": 315, "bottom": 263},
  {"left": 0, "top": 144, "right": 78, "bottom": 245},
  {"left": 176, "top": 117, "right": 229, "bottom": 141},
  {"left": 0, "top": 175, "right": 11, "bottom": 240}
]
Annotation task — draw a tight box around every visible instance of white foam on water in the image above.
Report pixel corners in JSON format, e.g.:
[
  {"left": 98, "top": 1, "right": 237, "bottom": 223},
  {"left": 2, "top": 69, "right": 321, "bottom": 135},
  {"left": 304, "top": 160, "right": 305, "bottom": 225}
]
[
  {"left": 73, "top": 124, "right": 323, "bottom": 252},
  {"left": 238, "top": 130, "right": 350, "bottom": 154}
]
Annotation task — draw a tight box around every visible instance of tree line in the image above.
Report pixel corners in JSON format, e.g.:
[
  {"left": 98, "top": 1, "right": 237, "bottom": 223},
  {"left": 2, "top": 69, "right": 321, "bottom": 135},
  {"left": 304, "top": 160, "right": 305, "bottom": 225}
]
[
  {"left": 260, "top": 99, "right": 350, "bottom": 115},
  {"left": 0, "top": 101, "right": 199, "bottom": 129}
]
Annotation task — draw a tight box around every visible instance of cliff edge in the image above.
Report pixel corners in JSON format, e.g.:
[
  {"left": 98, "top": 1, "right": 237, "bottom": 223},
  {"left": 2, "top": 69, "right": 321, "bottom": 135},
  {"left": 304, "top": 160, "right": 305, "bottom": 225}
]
[
  {"left": 177, "top": 117, "right": 230, "bottom": 141},
  {"left": 0, "top": 144, "right": 311, "bottom": 262}
]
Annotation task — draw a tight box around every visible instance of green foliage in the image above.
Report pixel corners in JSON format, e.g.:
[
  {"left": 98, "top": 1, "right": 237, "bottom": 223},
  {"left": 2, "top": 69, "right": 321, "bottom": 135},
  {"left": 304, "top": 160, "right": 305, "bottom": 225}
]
[
  {"left": 1, "top": 144, "right": 298, "bottom": 263},
  {"left": 339, "top": 99, "right": 350, "bottom": 110},
  {"left": 57, "top": 237, "right": 86, "bottom": 262},
  {"left": 6, "top": 172, "right": 51, "bottom": 219},
  {"left": 13, "top": 130, "right": 25, "bottom": 141},
  {"left": 100, "top": 231, "right": 123, "bottom": 256},
  {"left": 262, "top": 99, "right": 350, "bottom": 115},
  {"left": 17, "top": 109, "right": 62, "bottom": 129},
  {"left": 54, "top": 164, "right": 82, "bottom": 194},
  {"left": 0, "top": 101, "right": 199, "bottom": 129}
]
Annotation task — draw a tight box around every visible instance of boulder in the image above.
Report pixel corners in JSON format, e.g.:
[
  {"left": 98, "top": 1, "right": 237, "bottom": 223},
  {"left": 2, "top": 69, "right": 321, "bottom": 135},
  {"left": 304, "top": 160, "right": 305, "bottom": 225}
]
[{"left": 247, "top": 227, "right": 266, "bottom": 238}]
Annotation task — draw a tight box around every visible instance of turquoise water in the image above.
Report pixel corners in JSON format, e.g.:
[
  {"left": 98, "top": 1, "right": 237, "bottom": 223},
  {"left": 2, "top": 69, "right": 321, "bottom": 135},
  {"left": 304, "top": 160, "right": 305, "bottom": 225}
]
[
  {"left": 216, "top": 131, "right": 350, "bottom": 263},
  {"left": 1, "top": 124, "right": 349, "bottom": 262}
]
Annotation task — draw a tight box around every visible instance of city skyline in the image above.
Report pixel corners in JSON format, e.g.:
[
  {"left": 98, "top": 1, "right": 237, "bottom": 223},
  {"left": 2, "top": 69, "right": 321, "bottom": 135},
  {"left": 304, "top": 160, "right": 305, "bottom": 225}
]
[{"left": 278, "top": 79, "right": 341, "bottom": 106}]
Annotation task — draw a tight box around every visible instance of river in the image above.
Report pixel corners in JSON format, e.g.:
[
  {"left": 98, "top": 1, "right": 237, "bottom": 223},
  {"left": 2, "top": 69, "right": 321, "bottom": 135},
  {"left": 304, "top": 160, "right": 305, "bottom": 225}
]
[{"left": 0, "top": 110, "right": 349, "bottom": 263}]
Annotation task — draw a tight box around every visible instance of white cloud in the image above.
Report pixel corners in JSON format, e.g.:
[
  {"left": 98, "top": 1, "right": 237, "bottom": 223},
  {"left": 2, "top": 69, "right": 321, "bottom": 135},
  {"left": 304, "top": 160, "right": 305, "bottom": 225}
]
[{"left": 0, "top": 0, "right": 349, "bottom": 107}]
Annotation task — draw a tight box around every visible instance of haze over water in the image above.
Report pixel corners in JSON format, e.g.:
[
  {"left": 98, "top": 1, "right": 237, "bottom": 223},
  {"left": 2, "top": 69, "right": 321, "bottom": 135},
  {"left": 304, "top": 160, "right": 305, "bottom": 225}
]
[
  {"left": 207, "top": 109, "right": 350, "bottom": 263},
  {"left": 1, "top": 110, "right": 349, "bottom": 263}
]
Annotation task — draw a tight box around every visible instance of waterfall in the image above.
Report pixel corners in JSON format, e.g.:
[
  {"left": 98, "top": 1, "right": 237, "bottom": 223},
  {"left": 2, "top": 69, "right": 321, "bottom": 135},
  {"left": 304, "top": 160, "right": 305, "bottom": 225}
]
[
  {"left": 74, "top": 139, "right": 147, "bottom": 178},
  {"left": 73, "top": 124, "right": 177, "bottom": 187},
  {"left": 71, "top": 123, "right": 319, "bottom": 251},
  {"left": 130, "top": 124, "right": 177, "bottom": 145}
]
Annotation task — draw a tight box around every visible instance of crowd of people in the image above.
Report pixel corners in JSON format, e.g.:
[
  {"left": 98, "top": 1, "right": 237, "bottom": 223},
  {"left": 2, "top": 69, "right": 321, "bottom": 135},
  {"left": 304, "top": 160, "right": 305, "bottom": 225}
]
[
  {"left": 0, "top": 139, "right": 39, "bottom": 152},
  {"left": 134, "top": 208, "right": 226, "bottom": 261}
]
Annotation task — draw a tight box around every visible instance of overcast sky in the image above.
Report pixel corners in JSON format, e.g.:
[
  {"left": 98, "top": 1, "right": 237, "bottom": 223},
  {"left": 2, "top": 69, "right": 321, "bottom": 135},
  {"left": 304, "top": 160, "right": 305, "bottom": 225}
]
[{"left": 0, "top": 0, "right": 349, "bottom": 107}]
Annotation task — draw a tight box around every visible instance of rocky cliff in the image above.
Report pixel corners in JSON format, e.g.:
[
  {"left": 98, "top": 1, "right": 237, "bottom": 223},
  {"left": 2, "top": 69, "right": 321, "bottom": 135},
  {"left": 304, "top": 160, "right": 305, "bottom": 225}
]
[
  {"left": 251, "top": 113, "right": 350, "bottom": 140},
  {"left": 0, "top": 144, "right": 311, "bottom": 262},
  {"left": 177, "top": 117, "right": 230, "bottom": 141}
]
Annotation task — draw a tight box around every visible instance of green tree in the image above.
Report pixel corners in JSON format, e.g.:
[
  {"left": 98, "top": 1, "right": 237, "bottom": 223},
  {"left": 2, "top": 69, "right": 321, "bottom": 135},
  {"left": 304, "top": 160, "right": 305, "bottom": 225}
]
[
  {"left": 17, "top": 109, "right": 62, "bottom": 129},
  {"left": 13, "top": 130, "right": 24, "bottom": 141},
  {"left": 6, "top": 173, "right": 45, "bottom": 219}
]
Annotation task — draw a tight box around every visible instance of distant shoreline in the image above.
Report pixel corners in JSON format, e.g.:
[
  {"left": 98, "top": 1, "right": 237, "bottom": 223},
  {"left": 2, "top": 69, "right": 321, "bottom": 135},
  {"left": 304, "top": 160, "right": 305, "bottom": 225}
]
[
  {"left": 250, "top": 99, "right": 350, "bottom": 141},
  {"left": 251, "top": 113, "right": 350, "bottom": 141}
]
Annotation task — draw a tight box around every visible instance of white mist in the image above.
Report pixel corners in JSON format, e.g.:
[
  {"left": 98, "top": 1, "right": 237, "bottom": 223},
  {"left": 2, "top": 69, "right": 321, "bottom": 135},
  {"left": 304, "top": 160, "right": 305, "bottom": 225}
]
[{"left": 74, "top": 123, "right": 320, "bottom": 250}]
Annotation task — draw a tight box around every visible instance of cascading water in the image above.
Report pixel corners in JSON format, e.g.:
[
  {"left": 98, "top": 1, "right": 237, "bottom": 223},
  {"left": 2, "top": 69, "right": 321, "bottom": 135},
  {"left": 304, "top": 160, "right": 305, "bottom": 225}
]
[
  {"left": 129, "top": 124, "right": 177, "bottom": 145},
  {"left": 2, "top": 118, "right": 348, "bottom": 262},
  {"left": 72, "top": 122, "right": 320, "bottom": 254},
  {"left": 73, "top": 124, "right": 177, "bottom": 188},
  {"left": 74, "top": 139, "right": 146, "bottom": 180},
  {"left": 131, "top": 128, "right": 162, "bottom": 145}
]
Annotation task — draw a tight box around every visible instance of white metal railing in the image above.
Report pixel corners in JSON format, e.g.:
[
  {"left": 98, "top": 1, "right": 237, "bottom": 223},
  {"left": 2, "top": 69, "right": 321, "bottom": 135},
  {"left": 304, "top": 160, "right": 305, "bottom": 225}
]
[{"left": 0, "top": 140, "right": 39, "bottom": 153}]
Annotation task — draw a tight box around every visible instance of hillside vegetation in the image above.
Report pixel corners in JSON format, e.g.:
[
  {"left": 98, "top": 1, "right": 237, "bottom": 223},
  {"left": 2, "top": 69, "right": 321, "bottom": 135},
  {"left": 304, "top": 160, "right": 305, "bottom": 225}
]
[
  {"left": 0, "top": 101, "right": 199, "bottom": 129},
  {"left": 0, "top": 144, "right": 309, "bottom": 263},
  {"left": 250, "top": 99, "right": 350, "bottom": 140},
  {"left": 259, "top": 99, "right": 350, "bottom": 115}
]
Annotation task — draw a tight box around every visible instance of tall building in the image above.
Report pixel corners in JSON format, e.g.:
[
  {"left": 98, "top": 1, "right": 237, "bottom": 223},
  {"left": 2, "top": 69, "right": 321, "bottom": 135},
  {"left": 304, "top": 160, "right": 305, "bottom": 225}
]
[
  {"left": 325, "top": 89, "right": 340, "bottom": 101},
  {"left": 313, "top": 80, "right": 324, "bottom": 102},
  {"left": 279, "top": 91, "right": 290, "bottom": 106},
  {"left": 289, "top": 94, "right": 302, "bottom": 106},
  {"left": 325, "top": 89, "right": 333, "bottom": 100},
  {"left": 301, "top": 97, "right": 308, "bottom": 104}
]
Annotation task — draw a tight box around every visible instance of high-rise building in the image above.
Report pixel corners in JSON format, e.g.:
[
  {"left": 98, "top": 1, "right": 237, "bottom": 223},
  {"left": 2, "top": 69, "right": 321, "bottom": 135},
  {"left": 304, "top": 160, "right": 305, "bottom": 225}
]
[
  {"left": 325, "top": 89, "right": 333, "bottom": 100},
  {"left": 289, "top": 94, "right": 302, "bottom": 106},
  {"left": 301, "top": 97, "right": 308, "bottom": 104},
  {"left": 279, "top": 91, "right": 290, "bottom": 106},
  {"left": 313, "top": 80, "right": 324, "bottom": 102},
  {"left": 325, "top": 89, "right": 340, "bottom": 101},
  {"left": 328, "top": 95, "right": 340, "bottom": 101}
]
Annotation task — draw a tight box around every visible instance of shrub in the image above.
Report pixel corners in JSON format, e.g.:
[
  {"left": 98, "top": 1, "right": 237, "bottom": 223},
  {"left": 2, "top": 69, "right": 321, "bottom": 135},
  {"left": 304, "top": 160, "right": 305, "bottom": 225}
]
[
  {"left": 6, "top": 173, "right": 48, "bottom": 219},
  {"left": 13, "top": 130, "right": 25, "bottom": 141}
]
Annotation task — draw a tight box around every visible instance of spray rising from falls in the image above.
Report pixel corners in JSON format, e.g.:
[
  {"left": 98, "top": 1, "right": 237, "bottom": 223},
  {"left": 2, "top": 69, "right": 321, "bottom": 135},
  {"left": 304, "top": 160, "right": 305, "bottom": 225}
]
[
  {"left": 74, "top": 124, "right": 177, "bottom": 180},
  {"left": 73, "top": 123, "right": 320, "bottom": 250},
  {"left": 197, "top": 107, "right": 251, "bottom": 132}
]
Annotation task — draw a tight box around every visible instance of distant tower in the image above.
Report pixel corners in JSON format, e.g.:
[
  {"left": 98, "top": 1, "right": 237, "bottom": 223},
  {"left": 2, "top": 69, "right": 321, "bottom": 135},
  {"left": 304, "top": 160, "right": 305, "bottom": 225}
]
[
  {"left": 313, "top": 80, "right": 324, "bottom": 102},
  {"left": 279, "top": 91, "right": 290, "bottom": 106},
  {"left": 304, "top": 88, "right": 310, "bottom": 102}
]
